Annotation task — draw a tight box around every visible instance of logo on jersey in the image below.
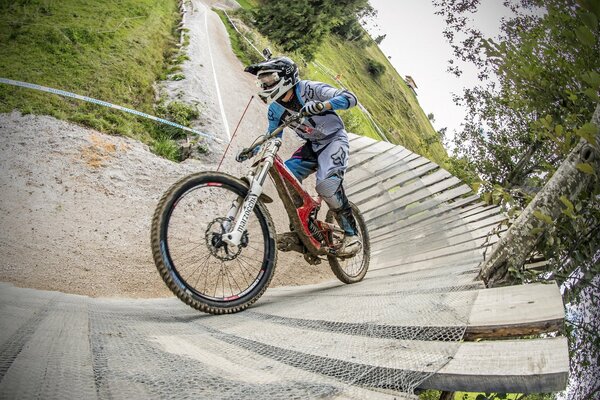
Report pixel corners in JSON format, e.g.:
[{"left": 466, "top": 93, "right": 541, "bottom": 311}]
[
  {"left": 331, "top": 147, "right": 347, "bottom": 166},
  {"left": 302, "top": 125, "right": 314, "bottom": 135}
]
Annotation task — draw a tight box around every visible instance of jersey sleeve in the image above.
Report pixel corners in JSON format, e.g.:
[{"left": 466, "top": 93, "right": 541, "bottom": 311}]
[
  {"left": 305, "top": 81, "right": 358, "bottom": 111},
  {"left": 267, "top": 103, "right": 285, "bottom": 138}
]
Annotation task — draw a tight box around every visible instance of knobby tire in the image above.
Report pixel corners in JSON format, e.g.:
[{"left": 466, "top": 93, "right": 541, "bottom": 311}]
[{"left": 151, "top": 172, "right": 277, "bottom": 314}]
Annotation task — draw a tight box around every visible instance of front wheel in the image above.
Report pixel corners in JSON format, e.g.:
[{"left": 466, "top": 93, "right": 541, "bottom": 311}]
[
  {"left": 326, "top": 202, "right": 370, "bottom": 284},
  {"left": 151, "top": 172, "right": 277, "bottom": 314}
]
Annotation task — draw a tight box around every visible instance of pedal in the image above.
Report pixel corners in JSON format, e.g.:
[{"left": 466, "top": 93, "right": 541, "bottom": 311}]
[{"left": 277, "top": 232, "right": 304, "bottom": 253}]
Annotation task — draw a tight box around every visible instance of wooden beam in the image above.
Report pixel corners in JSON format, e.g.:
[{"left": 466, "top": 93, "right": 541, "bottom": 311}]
[
  {"left": 419, "top": 337, "right": 568, "bottom": 392},
  {"left": 465, "top": 282, "right": 564, "bottom": 339}
]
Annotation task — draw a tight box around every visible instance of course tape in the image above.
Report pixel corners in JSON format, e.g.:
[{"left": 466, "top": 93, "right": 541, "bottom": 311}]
[{"left": 0, "top": 78, "right": 222, "bottom": 143}]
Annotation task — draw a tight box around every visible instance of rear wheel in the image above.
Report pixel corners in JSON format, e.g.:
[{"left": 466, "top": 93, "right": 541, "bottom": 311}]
[
  {"left": 326, "top": 202, "right": 370, "bottom": 284},
  {"left": 151, "top": 172, "right": 277, "bottom": 314}
]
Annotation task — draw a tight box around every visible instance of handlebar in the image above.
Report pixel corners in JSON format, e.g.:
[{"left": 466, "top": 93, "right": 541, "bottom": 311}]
[
  {"left": 237, "top": 103, "right": 326, "bottom": 162},
  {"left": 236, "top": 111, "right": 308, "bottom": 162}
]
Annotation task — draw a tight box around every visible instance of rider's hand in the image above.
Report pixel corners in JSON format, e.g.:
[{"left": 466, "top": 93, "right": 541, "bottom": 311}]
[
  {"left": 236, "top": 149, "right": 251, "bottom": 162},
  {"left": 300, "top": 101, "right": 325, "bottom": 116}
]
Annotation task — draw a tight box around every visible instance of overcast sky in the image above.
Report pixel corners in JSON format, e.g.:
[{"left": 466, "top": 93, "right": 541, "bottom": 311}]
[{"left": 368, "top": 0, "right": 514, "bottom": 143}]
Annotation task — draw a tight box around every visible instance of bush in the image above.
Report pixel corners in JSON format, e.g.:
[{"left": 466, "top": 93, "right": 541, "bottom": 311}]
[
  {"left": 366, "top": 59, "right": 386, "bottom": 78},
  {"left": 152, "top": 135, "right": 180, "bottom": 161}
]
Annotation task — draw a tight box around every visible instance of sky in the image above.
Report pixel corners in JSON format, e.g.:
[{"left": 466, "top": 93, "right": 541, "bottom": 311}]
[{"left": 367, "top": 0, "right": 514, "bottom": 144}]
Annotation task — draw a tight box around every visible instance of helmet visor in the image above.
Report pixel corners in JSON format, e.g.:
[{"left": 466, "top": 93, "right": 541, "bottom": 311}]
[{"left": 257, "top": 71, "right": 280, "bottom": 90}]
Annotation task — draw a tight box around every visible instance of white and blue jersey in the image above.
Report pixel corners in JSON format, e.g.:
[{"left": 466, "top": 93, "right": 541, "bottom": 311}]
[
  {"left": 264, "top": 80, "right": 359, "bottom": 235},
  {"left": 267, "top": 80, "right": 358, "bottom": 152}
]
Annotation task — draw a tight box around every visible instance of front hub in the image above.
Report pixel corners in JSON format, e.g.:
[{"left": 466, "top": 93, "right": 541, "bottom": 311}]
[{"left": 205, "top": 217, "right": 248, "bottom": 261}]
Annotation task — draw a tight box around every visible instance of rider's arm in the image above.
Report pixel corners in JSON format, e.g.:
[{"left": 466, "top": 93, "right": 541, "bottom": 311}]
[
  {"left": 306, "top": 81, "right": 358, "bottom": 111},
  {"left": 267, "top": 102, "right": 285, "bottom": 138}
]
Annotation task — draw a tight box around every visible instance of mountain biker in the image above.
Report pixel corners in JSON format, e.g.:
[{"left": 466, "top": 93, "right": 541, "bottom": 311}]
[{"left": 244, "top": 56, "right": 361, "bottom": 256}]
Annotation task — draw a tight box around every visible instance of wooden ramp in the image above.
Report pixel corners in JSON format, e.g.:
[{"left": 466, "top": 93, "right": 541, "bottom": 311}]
[
  {"left": 345, "top": 134, "right": 568, "bottom": 393},
  {"left": 0, "top": 134, "right": 568, "bottom": 399}
]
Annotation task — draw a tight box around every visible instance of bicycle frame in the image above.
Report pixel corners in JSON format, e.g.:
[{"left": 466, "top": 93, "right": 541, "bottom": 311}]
[{"left": 223, "top": 136, "right": 341, "bottom": 256}]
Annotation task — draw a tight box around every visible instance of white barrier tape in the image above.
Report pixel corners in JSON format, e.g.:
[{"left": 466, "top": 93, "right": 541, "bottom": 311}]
[
  {"left": 0, "top": 78, "right": 223, "bottom": 143},
  {"left": 222, "top": 10, "right": 266, "bottom": 60}
]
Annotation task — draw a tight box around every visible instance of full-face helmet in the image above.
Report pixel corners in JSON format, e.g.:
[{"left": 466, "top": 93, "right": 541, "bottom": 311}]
[{"left": 245, "top": 57, "right": 299, "bottom": 104}]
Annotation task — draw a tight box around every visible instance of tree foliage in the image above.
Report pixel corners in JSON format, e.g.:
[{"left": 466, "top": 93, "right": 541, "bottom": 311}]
[
  {"left": 432, "top": 1, "right": 600, "bottom": 399},
  {"left": 253, "top": 0, "right": 375, "bottom": 59}
]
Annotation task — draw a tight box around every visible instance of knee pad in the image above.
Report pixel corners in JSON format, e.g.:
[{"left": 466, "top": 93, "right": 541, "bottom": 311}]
[{"left": 316, "top": 176, "right": 346, "bottom": 210}]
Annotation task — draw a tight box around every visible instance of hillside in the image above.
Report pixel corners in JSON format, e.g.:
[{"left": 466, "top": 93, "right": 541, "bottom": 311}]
[
  {"left": 217, "top": 3, "right": 447, "bottom": 165},
  {"left": 0, "top": 0, "right": 187, "bottom": 159}
]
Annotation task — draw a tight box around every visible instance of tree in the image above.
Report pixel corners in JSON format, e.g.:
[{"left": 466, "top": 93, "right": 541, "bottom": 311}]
[
  {"left": 432, "top": 1, "right": 600, "bottom": 398},
  {"left": 366, "top": 58, "right": 386, "bottom": 78},
  {"left": 253, "top": 0, "right": 375, "bottom": 59},
  {"left": 374, "top": 33, "right": 386, "bottom": 45}
]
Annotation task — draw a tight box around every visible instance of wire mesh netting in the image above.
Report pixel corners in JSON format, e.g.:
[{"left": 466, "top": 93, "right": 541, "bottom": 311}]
[{"left": 0, "top": 136, "right": 500, "bottom": 399}]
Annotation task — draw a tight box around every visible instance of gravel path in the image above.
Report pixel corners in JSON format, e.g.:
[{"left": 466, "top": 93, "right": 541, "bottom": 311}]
[{"left": 0, "top": 0, "right": 331, "bottom": 298}]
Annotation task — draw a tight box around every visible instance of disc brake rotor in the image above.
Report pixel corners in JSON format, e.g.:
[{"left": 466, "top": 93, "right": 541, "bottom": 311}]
[{"left": 205, "top": 217, "right": 248, "bottom": 261}]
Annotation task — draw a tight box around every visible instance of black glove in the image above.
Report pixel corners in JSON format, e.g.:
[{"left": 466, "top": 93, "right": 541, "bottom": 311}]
[
  {"left": 236, "top": 148, "right": 251, "bottom": 162},
  {"left": 300, "top": 101, "right": 325, "bottom": 116}
]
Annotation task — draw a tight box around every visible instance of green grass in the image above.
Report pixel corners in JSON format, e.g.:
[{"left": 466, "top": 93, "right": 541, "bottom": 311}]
[
  {"left": 214, "top": 9, "right": 263, "bottom": 66},
  {"left": 0, "top": 0, "right": 181, "bottom": 146},
  {"left": 307, "top": 37, "right": 447, "bottom": 165},
  {"left": 234, "top": 0, "right": 260, "bottom": 10}
]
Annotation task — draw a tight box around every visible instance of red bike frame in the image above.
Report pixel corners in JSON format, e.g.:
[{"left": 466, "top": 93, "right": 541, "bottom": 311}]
[{"left": 269, "top": 154, "right": 337, "bottom": 254}]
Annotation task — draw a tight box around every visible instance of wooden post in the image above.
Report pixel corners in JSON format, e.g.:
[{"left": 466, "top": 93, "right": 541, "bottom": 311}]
[{"left": 478, "top": 104, "right": 600, "bottom": 286}]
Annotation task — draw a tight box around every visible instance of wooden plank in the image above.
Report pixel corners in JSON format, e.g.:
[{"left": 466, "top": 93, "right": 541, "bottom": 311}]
[
  {"left": 466, "top": 283, "right": 564, "bottom": 339},
  {"left": 420, "top": 337, "right": 568, "bottom": 392},
  {"left": 347, "top": 163, "right": 438, "bottom": 203},
  {"left": 372, "top": 236, "right": 496, "bottom": 268},
  {"left": 362, "top": 178, "right": 454, "bottom": 217},
  {"left": 349, "top": 145, "right": 407, "bottom": 172},
  {"left": 346, "top": 150, "right": 414, "bottom": 185},
  {"left": 348, "top": 134, "right": 377, "bottom": 152},
  {"left": 363, "top": 179, "right": 467, "bottom": 224},
  {"left": 348, "top": 141, "right": 396, "bottom": 166},
  {"left": 381, "top": 208, "right": 504, "bottom": 243},
  {"left": 371, "top": 195, "right": 483, "bottom": 237},
  {"left": 367, "top": 186, "right": 474, "bottom": 236},
  {"left": 368, "top": 251, "right": 485, "bottom": 278},
  {"left": 211, "top": 317, "right": 568, "bottom": 393},
  {"left": 391, "top": 213, "right": 506, "bottom": 246},
  {"left": 262, "top": 283, "right": 565, "bottom": 339},
  {"left": 372, "top": 224, "right": 507, "bottom": 259},
  {"left": 381, "top": 169, "right": 454, "bottom": 203}
]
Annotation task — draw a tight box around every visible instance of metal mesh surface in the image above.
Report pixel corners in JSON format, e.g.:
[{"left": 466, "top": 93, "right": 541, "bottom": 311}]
[{"left": 0, "top": 137, "right": 499, "bottom": 399}]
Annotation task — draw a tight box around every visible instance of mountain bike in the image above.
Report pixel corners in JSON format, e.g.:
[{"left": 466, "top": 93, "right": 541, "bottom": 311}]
[{"left": 151, "top": 113, "right": 370, "bottom": 314}]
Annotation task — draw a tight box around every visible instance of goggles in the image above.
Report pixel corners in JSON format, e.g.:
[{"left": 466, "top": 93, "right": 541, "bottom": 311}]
[{"left": 256, "top": 71, "right": 280, "bottom": 90}]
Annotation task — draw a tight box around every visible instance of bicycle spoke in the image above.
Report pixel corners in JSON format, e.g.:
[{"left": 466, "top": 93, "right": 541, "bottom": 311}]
[
  {"left": 154, "top": 174, "right": 277, "bottom": 312},
  {"left": 235, "top": 256, "right": 256, "bottom": 279}
]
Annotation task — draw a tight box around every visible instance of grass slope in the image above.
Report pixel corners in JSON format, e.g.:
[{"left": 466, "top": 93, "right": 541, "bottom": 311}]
[
  {"left": 307, "top": 37, "right": 447, "bottom": 164},
  {"left": 0, "top": 0, "right": 179, "bottom": 143}
]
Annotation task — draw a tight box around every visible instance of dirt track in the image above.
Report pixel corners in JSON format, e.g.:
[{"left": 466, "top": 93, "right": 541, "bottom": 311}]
[{"left": 0, "top": 0, "right": 331, "bottom": 298}]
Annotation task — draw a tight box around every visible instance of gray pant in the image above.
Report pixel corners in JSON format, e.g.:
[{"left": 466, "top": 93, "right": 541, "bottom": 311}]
[{"left": 284, "top": 137, "right": 357, "bottom": 235}]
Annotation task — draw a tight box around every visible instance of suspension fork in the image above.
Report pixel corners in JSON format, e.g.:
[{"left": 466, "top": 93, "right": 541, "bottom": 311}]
[{"left": 223, "top": 142, "right": 279, "bottom": 246}]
